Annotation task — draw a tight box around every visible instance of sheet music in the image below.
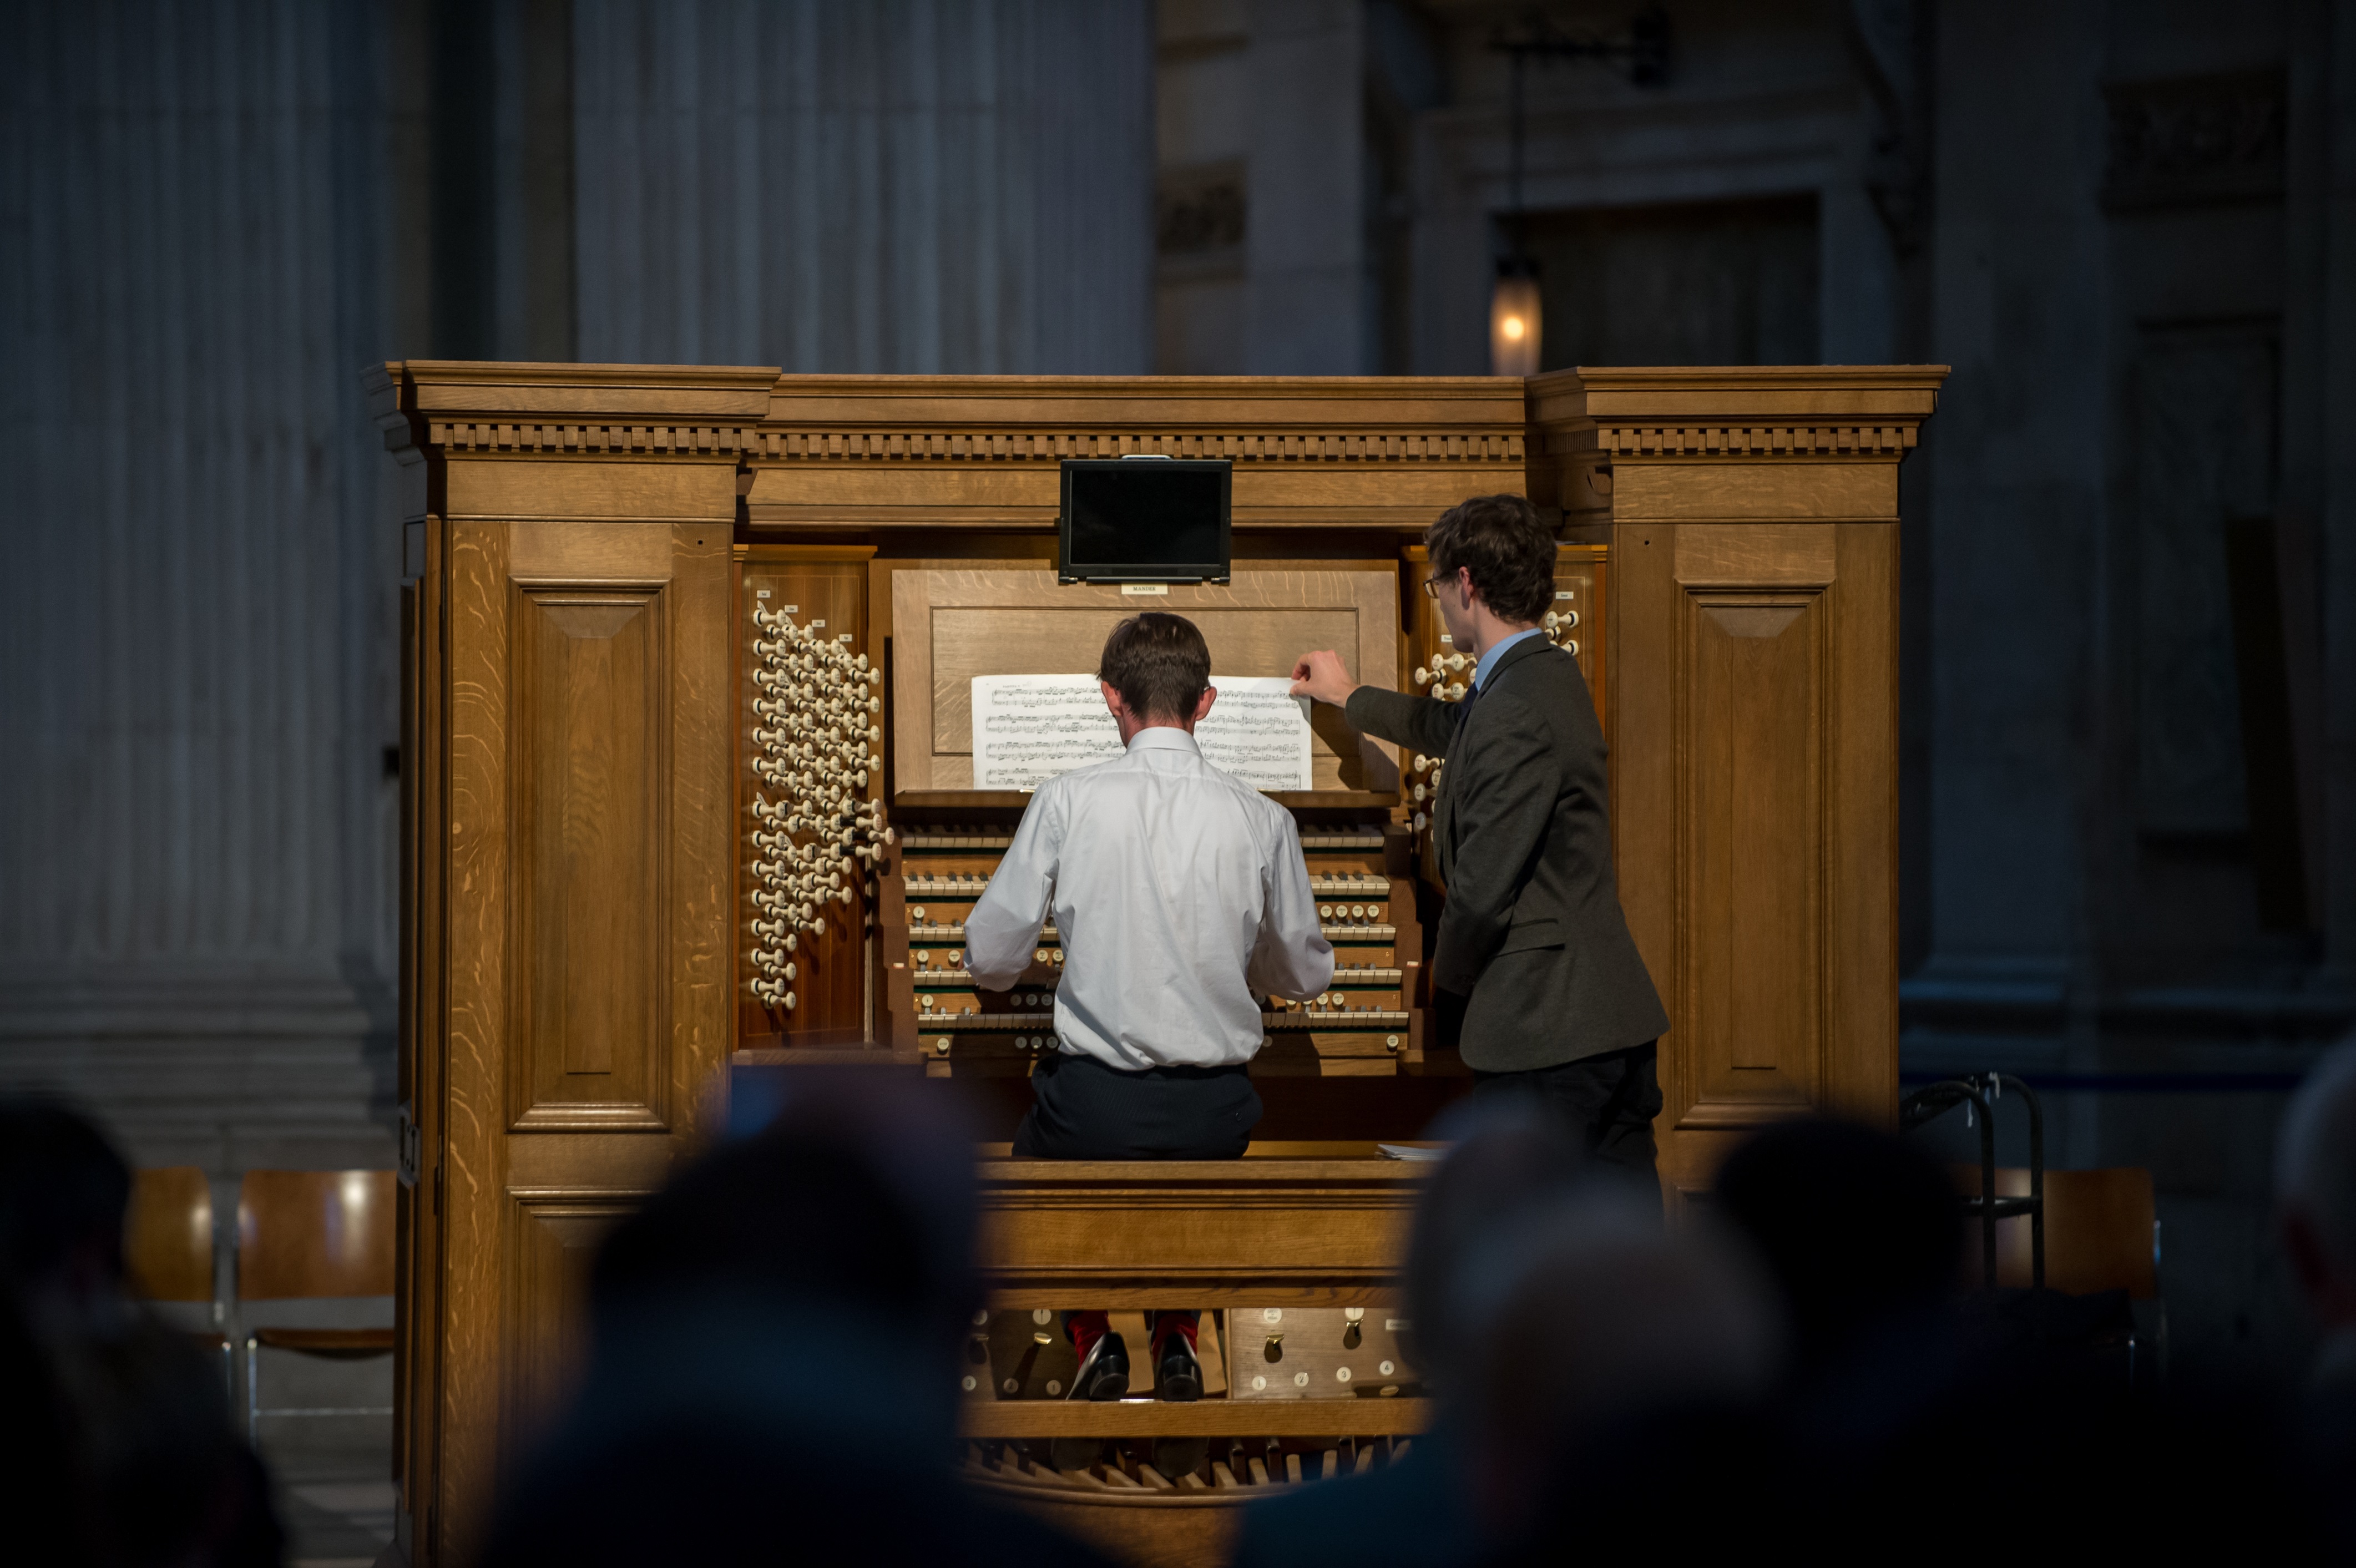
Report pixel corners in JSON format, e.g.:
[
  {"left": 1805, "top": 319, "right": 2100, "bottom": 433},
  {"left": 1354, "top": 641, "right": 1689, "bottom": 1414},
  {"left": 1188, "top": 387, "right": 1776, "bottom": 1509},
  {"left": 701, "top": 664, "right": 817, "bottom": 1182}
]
[
  {"left": 969, "top": 677, "right": 1123, "bottom": 790},
  {"left": 971, "top": 674, "right": 1313, "bottom": 791},
  {"left": 1194, "top": 679, "right": 1315, "bottom": 790}
]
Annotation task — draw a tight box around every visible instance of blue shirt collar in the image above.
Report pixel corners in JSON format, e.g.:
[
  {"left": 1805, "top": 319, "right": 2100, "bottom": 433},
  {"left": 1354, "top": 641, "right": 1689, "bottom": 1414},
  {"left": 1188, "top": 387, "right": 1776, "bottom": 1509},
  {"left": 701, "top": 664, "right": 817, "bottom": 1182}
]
[{"left": 1472, "top": 628, "right": 1545, "bottom": 692}]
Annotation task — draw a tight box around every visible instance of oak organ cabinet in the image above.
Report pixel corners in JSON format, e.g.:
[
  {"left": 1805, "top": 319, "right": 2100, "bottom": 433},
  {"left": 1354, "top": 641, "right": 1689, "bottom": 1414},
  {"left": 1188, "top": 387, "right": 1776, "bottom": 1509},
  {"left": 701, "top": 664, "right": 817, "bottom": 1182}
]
[{"left": 372, "top": 363, "right": 1942, "bottom": 1566}]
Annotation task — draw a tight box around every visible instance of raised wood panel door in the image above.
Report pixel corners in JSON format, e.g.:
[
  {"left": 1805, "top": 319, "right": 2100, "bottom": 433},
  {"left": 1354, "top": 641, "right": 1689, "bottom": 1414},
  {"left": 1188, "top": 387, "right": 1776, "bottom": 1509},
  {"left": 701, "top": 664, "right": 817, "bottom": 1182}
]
[
  {"left": 435, "top": 515, "right": 731, "bottom": 1563},
  {"left": 1617, "top": 520, "right": 1899, "bottom": 1202},
  {"left": 511, "top": 588, "right": 670, "bottom": 1129},
  {"left": 504, "top": 1199, "right": 635, "bottom": 1452},
  {"left": 1682, "top": 591, "right": 1824, "bottom": 1121}
]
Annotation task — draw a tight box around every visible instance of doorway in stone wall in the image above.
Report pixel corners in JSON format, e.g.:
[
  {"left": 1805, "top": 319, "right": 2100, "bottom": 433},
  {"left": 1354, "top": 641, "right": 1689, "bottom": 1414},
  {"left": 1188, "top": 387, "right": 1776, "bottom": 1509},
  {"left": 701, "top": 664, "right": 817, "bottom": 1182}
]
[{"left": 1517, "top": 192, "right": 1820, "bottom": 368}]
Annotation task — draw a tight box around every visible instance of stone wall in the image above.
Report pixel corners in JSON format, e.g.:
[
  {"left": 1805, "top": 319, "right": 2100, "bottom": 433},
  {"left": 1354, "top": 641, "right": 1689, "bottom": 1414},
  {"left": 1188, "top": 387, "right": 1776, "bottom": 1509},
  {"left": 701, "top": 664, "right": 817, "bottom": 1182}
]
[
  {"left": 0, "top": 0, "right": 400, "bottom": 1174},
  {"left": 572, "top": 0, "right": 1153, "bottom": 371},
  {"left": 0, "top": 0, "right": 1156, "bottom": 1178}
]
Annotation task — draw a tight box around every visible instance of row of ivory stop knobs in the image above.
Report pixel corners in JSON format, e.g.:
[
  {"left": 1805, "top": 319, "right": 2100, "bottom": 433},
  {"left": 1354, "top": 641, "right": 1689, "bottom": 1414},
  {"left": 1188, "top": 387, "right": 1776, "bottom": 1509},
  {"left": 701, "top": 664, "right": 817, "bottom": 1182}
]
[
  {"left": 1407, "top": 752, "right": 1444, "bottom": 833},
  {"left": 1408, "top": 609, "right": 1581, "bottom": 699},
  {"left": 745, "top": 606, "right": 891, "bottom": 1013}
]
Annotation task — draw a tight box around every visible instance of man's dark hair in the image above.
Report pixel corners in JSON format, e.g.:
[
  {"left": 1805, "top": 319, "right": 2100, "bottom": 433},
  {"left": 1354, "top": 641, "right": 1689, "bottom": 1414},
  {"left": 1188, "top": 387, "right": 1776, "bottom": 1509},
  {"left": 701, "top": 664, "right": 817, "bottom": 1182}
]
[
  {"left": 1098, "top": 611, "right": 1211, "bottom": 722},
  {"left": 1427, "top": 493, "right": 1557, "bottom": 625}
]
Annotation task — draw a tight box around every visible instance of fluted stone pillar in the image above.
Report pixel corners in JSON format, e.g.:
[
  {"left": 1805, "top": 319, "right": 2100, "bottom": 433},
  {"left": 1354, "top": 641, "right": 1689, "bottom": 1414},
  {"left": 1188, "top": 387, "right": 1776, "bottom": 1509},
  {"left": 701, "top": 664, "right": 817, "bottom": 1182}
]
[
  {"left": 0, "top": 0, "right": 397, "bottom": 1172},
  {"left": 570, "top": 0, "right": 1155, "bottom": 372},
  {"left": 0, "top": 0, "right": 1159, "bottom": 1177}
]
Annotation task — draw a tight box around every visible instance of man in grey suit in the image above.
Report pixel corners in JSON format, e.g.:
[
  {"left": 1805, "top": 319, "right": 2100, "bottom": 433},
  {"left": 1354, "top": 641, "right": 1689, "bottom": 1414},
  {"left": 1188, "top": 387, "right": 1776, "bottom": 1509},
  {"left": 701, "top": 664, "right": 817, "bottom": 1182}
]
[{"left": 1291, "top": 494, "right": 1669, "bottom": 1185}]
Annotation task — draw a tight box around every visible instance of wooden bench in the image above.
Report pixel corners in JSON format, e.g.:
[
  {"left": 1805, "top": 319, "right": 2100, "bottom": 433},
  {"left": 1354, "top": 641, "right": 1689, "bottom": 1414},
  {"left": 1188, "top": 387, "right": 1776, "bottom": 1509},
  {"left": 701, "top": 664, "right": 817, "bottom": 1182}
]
[{"left": 961, "top": 1142, "right": 1435, "bottom": 1565}]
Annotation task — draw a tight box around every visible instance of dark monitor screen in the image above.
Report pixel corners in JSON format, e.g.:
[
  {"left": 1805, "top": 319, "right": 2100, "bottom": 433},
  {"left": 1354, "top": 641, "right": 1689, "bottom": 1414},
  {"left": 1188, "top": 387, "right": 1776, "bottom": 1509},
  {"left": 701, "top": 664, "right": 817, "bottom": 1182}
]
[{"left": 1058, "top": 459, "right": 1231, "bottom": 583}]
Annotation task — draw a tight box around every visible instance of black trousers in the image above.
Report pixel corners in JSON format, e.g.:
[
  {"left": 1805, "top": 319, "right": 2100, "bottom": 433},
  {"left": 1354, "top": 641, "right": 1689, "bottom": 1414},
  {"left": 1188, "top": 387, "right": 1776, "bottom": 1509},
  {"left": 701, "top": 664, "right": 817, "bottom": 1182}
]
[
  {"left": 1471, "top": 1041, "right": 1663, "bottom": 1208},
  {"left": 1012, "top": 1051, "right": 1262, "bottom": 1161}
]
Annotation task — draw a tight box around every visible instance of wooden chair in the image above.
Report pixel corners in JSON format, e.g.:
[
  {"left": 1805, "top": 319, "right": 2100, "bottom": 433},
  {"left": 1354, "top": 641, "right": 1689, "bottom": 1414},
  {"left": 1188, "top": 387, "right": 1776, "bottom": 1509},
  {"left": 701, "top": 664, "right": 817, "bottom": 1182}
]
[
  {"left": 1954, "top": 1167, "right": 2160, "bottom": 1297},
  {"left": 125, "top": 1166, "right": 231, "bottom": 1393},
  {"left": 237, "top": 1170, "right": 397, "bottom": 1445}
]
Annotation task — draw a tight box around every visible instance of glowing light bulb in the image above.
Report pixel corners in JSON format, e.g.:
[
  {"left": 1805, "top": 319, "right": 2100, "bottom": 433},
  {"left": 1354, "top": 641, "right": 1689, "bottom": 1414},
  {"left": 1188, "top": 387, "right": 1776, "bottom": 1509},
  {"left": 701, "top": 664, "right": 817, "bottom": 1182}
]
[{"left": 1489, "top": 264, "right": 1541, "bottom": 376}]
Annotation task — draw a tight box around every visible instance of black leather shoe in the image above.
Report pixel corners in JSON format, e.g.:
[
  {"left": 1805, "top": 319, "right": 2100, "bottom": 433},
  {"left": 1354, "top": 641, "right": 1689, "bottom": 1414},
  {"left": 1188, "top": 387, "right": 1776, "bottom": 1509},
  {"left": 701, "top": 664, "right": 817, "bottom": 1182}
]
[
  {"left": 1156, "top": 1335, "right": 1202, "bottom": 1402},
  {"left": 1050, "top": 1332, "right": 1128, "bottom": 1472},
  {"left": 1069, "top": 1331, "right": 1130, "bottom": 1402}
]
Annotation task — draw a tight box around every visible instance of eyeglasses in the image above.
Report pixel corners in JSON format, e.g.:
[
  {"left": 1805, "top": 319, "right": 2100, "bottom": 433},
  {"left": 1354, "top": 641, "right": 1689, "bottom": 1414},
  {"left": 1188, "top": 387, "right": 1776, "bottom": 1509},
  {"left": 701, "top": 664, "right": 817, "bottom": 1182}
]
[{"left": 1422, "top": 572, "right": 1456, "bottom": 599}]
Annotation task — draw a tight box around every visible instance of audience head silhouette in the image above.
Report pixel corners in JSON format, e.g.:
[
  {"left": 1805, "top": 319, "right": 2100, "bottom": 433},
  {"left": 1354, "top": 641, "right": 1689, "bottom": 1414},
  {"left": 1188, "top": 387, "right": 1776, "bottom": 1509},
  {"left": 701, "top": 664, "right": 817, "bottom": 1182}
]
[
  {"left": 0, "top": 1097, "right": 279, "bottom": 1568},
  {"left": 483, "top": 1074, "right": 1107, "bottom": 1568},
  {"left": 1712, "top": 1114, "right": 1961, "bottom": 1372},
  {"left": 1400, "top": 1097, "right": 1589, "bottom": 1395},
  {"left": 2279, "top": 1040, "right": 2356, "bottom": 1358}
]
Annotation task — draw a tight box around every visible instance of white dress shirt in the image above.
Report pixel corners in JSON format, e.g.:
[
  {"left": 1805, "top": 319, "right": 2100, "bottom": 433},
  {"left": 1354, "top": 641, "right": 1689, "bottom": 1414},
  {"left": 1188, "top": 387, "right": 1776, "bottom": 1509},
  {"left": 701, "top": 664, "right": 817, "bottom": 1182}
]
[{"left": 963, "top": 726, "right": 1334, "bottom": 1070}]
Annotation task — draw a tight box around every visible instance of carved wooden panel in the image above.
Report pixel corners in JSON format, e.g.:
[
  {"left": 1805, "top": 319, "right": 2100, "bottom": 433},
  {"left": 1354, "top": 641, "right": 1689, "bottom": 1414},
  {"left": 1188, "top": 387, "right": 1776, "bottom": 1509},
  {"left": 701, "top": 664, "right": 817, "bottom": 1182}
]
[
  {"left": 1679, "top": 591, "right": 1824, "bottom": 1122},
  {"left": 509, "top": 586, "right": 671, "bottom": 1129},
  {"left": 1617, "top": 514, "right": 1902, "bottom": 1203},
  {"left": 504, "top": 1198, "right": 635, "bottom": 1449},
  {"left": 889, "top": 570, "right": 1399, "bottom": 797}
]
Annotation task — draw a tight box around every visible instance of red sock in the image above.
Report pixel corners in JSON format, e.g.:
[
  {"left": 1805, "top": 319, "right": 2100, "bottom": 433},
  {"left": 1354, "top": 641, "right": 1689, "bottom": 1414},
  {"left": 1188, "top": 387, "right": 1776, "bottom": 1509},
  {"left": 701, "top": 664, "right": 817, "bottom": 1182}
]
[
  {"left": 1149, "top": 1311, "right": 1199, "bottom": 1360},
  {"left": 1067, "top": 1310, "right": 1111, "bottom": 1363}
]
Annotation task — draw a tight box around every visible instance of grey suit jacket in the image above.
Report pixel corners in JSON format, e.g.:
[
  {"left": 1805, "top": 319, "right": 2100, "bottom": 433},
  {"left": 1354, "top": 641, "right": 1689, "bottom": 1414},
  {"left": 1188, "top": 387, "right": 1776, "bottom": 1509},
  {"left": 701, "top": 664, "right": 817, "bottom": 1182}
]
[{"left": 1346, "top": 634, "right": 1667, "bottom": 1071}]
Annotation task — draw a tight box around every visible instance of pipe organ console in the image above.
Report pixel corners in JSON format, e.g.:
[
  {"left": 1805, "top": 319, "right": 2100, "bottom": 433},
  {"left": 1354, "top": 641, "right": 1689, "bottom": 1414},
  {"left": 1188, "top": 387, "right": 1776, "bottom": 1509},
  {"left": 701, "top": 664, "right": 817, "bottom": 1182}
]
[{"left": 374, "top": 363, "right": 1942, "bottom": 1566}]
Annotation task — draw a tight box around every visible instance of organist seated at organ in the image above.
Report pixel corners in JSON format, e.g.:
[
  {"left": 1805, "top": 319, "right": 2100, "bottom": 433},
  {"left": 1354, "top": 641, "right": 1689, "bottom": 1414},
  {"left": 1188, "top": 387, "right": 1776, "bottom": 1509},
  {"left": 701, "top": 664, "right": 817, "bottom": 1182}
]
[{"left": 962, "top": 611, "right": 1335, "bottom": 1409}]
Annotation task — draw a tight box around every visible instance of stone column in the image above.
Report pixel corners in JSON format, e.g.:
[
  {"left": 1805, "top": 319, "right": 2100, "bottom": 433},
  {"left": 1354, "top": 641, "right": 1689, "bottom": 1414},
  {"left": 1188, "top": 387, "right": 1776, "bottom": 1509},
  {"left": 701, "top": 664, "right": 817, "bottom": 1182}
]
[
  {"left": 0, "top": 0, "right": 399, "bottom": 1172},
  {"left": 569, "top": 0, "right": 1156, "bottom": 372},
  {"left": 1243, "top": 0, "right": 1371, "bottom": 373},
  {"left": 1912, "top": 0, "right": 2109, "bottom": 1025}
]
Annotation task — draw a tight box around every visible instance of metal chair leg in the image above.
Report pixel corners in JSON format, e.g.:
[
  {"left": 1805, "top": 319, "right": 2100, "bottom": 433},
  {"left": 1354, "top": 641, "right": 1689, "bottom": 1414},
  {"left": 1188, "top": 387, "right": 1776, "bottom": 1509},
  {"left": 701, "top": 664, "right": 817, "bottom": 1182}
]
[{"left": 245, "top": 1334, "right": 261, "bottom": 1449}]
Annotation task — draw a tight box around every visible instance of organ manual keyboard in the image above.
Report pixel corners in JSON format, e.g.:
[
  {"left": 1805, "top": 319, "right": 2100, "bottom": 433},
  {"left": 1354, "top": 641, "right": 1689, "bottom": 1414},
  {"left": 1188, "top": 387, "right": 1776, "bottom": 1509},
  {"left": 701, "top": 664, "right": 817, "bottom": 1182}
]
[
  {"left": 376, "top": 363, "right": 1943, "bottom": 1566},
  {"left": 887, "top": 817, "right": 1422, "bottom": 1073}
]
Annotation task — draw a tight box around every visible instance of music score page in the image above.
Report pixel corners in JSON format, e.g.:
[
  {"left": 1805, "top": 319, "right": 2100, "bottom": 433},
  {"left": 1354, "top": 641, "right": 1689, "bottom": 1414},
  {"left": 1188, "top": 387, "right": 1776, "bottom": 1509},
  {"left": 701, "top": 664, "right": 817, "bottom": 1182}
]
[{"left": 970, "top": 674, "right": 1313, "bottom": 791}]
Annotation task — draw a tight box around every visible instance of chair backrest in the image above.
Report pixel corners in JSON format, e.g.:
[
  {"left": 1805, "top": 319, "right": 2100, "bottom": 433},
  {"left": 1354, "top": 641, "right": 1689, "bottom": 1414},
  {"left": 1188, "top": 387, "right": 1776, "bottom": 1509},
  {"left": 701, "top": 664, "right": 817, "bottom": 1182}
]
[
  {"left": 237, "top": 1170, "right": 397, "bottom": 1301},
  {"left": 126, "top": 1166, "right": 216, "bottom": 1304},
  {"left": 1952, "top": 1166, "right": 2158, "bottom": 1298}
]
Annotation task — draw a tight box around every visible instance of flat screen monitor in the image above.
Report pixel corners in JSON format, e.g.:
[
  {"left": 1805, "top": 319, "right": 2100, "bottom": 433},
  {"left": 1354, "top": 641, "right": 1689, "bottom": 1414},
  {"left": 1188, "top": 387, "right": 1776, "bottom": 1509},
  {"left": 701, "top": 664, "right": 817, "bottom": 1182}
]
[{"left": 1058, "top": 458, "right": 1231, "bottom": 584}]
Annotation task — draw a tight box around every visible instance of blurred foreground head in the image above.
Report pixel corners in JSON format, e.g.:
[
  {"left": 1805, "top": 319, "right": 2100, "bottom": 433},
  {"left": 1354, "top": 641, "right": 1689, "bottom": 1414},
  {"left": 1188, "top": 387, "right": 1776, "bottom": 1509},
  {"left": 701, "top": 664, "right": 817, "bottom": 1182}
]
[
  {"left": 484, "top": 1073, "right": 1046, "bottom": 1568},
  {"left": 1711, "top": 1115, "right": 1960, "bottom": 1372},
  {"left": 0, "top": 1097, "right": 279, "bottom": 1568},
  {"left": 589, "top": 1069, "right": 979, "bottom": 1350},
  {"left": 0, "top": 1097, "right": 133, "bottom": 1337},
  {"left": 2279, "top": 1039, "right": 2356, "bottom": 1350},
  {"left": 1401, "top": 1097, "right": 1590, "bottom": 1395},
  {"left": 1458, "top": 1185, "right": 1781, "bottom": 1551}
]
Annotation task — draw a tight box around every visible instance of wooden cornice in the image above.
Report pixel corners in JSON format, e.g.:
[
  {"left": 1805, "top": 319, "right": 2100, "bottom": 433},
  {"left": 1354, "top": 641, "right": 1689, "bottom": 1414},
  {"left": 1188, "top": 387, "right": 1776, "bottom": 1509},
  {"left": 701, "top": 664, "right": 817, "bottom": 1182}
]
[
  {"left": 365, "top": 360, "right": 777, "bottom": 459},
  {"left": 1526, "top": 365, "right": 1950, "bottom": 461},
  {"left": 749, "top": 426, "right": 1525, "bottom": 464},
  {"left": 750, "top": 374, "right": 1530, "bottom": 468},
  {"left": 362, "top": 366, "right": 1537, "bottom": 471},
  {"left": 761, "top": 373, "right": 1526, "bottom": 428}
]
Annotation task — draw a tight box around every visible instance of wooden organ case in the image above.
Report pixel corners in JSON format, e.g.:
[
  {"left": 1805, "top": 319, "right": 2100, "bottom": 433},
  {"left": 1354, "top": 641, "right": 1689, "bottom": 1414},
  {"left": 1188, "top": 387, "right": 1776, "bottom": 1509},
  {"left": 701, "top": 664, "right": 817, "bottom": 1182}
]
[{"left": 374, "top": 363, "right": 1943, "bottom": 1566}]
